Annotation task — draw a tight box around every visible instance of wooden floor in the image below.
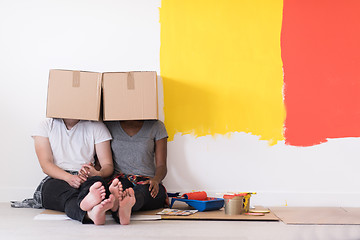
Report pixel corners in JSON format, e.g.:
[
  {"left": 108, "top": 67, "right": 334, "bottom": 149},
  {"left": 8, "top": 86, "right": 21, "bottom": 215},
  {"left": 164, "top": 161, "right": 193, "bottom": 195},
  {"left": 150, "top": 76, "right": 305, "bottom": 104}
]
[{"left": 2, "top": 203, "right": 360, "bottom": 240}]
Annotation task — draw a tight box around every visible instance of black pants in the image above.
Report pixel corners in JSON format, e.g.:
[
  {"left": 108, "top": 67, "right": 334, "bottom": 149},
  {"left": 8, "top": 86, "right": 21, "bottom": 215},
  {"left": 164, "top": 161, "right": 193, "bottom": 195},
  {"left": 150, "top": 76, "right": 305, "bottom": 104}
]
[
  {"left": 111, "top": 176, "right": 166, "bottom": 223},
  {"left": 42, "top": 176, "right": 109, "bottom": 223}
]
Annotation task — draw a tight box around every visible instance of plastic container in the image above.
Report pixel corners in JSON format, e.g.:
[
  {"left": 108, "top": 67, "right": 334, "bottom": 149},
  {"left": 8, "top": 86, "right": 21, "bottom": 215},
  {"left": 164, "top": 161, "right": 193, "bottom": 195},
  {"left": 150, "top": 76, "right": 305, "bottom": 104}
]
[{"left": 170, "top": 197, "right": 224, "bottom": 212}]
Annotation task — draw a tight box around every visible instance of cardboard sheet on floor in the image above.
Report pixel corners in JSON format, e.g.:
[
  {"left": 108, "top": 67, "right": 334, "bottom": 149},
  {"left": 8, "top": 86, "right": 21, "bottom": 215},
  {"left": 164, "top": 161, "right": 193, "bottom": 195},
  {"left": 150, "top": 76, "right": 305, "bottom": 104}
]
[
  {"left": 270, "top": 207, "right": 360, "bottom": 225},
  {"left": 36, "top": 209, "right": 160, "bottom": 221},
  {"left": 133, "top": 204, "right": 279, "bottom": 221},
  {"left": 37, "top": 204, "right": 279, "bottom": 221}
]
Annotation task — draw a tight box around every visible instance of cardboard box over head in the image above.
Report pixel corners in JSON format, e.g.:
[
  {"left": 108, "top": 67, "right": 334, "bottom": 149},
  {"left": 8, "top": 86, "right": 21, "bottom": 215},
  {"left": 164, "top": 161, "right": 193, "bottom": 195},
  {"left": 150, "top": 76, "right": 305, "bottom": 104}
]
[
  {"left": 102, "top": 71, "right": 158, "bottom": 121},
  {"left": 46, "top": 69, "right": 102, "bottom": 121}
]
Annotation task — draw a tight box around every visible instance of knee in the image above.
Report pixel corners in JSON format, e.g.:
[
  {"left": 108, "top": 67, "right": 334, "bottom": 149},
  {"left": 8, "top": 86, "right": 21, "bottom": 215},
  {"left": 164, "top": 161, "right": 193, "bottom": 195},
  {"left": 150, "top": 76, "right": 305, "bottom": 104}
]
[
  {"left": 135, "top": 184, "right": 151, "bottom": 196},
  {"left": 154, "top": 185, "right": 167, "bottom": 201},
  {"left": 43, "top": 178, "right": 67, "bottom": 193}
]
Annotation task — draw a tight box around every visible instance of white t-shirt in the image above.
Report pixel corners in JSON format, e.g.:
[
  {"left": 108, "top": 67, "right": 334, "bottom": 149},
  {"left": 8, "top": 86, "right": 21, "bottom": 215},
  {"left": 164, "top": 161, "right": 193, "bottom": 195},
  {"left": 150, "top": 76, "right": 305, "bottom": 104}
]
[{"left": 32, "top": 118, "right": 112, "bottom": 172}]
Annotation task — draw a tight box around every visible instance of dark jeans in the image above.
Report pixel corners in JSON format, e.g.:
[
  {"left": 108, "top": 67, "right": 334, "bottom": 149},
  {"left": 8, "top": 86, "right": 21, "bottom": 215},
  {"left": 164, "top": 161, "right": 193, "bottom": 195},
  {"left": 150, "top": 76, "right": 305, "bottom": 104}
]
[
  {"left": 111, "top": 176, "right": 166, "bottom": 223},
  {"left": 42, "top": 176, "right": 109, "bottom": 223}
]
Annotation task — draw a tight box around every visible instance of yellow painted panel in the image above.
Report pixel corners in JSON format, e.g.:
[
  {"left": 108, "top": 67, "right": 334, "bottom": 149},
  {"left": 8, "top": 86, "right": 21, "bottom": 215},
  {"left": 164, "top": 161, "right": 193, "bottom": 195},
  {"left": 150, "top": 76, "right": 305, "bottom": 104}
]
[{"left": 160, "top": 0, "right": 285, "bottom": 144}]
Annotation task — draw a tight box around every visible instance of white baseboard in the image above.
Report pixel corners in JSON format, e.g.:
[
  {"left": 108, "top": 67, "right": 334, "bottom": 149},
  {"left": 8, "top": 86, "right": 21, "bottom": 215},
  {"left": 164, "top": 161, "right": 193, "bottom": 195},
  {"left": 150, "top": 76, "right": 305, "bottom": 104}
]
[
  {"left": 168, "top": 190, "right": 360, "bottom": 207},
  {"left": 1, "top": 187, "right": 37, "bottom": 203},
  {"left": 247, "top": 191, "right": 360, "bottom": 207}
]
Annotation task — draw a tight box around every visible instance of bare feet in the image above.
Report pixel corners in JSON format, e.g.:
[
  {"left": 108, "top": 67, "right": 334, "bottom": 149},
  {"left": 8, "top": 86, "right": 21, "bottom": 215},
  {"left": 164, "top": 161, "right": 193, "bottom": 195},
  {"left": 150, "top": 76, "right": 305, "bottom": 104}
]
[
  {"left": 80, "top": 182, "right": 106, "bottom": 211},
  {"left": 87, "top": 194, "right": 115, "bottom": 225},
  {"left": 119, "top": 188, "right": 136, "bottom": 225},
  {"left": 109, "top": 178, "right": 123, "bottom": 212}
]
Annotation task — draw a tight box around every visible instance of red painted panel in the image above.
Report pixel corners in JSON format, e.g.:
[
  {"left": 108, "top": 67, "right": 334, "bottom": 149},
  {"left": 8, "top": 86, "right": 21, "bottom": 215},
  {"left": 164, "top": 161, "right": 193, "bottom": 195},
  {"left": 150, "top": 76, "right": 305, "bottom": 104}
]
[{"left": 282, "top": 0, "right": 360, "bottom": 146}]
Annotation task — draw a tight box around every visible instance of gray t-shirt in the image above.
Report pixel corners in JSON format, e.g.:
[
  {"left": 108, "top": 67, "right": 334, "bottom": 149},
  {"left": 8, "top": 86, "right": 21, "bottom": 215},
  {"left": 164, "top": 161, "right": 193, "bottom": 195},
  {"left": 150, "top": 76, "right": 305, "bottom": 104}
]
[{"left": 105, "top": 120, "right": 168, "bottom": 178}]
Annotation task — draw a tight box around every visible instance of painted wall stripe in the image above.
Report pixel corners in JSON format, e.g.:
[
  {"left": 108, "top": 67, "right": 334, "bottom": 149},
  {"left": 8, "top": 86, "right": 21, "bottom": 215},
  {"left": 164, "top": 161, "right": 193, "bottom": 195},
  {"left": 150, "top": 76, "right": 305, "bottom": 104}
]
[
  {"left": 160, "top": 0, "right": 285, "bottom": 144},
  {"left": 282, "top": 0, "right": 360, "bottom": 146}
]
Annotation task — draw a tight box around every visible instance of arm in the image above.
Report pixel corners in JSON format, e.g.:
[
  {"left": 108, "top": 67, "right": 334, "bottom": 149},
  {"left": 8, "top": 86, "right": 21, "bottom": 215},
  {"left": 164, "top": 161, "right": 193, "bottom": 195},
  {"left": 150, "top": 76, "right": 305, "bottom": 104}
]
[
  {"left": 95, "top": 140, "right": 114, "bottom": 178},
  {"left": 81, "top": 140, "right": 113, "bottom": 178},
  {"left": 153, "top": 138, "right": 168, "bottom": 183},
  {"left": 34, "top": 136, "right": 86, "bottom": 188},
  {"left": 148, "top": 138, "right": 168, "bottom": 198}
]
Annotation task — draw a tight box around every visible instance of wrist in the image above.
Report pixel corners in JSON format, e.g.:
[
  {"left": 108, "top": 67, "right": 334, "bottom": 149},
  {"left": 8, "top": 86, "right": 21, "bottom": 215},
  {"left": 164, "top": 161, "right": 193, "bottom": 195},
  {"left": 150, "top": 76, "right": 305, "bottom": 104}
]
[
  {"left": 64, "top": 172, "right": 73, "bottom": 183},
  {"left": 152, "top": 177, "right": 160, "bottom": 184},
  {"left": 95, "top": 170, "right": 103, "bottom": 177}
]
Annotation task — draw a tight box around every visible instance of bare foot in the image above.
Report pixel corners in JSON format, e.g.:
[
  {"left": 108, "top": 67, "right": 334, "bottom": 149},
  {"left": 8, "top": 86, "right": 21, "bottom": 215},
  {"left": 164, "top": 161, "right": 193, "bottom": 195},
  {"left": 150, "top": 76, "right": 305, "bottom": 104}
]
[
  {"left": 109, "top": 178, "right": 123, "bottom": 212},
  {"left": 80, "top": 182, "right": 106, "bottom": 211},
  {"left": 87, "top": 194, "right": 115, "bottom": 225},
  {"left": 119, "top": 188, "right": 136, "bottom": 225}
]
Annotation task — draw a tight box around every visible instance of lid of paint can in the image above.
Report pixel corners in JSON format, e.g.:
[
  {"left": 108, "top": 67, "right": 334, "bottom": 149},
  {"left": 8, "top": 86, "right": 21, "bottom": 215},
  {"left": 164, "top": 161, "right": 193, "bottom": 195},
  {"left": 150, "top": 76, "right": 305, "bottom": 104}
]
[{"left": 223, "top": 193, "right": 247, "bottom": 199}]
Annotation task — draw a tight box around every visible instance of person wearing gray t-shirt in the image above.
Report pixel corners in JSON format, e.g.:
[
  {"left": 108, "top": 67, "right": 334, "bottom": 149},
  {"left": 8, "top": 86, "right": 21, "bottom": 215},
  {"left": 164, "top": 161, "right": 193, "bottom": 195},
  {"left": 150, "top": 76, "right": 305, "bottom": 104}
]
[{"left": 105, "top": 120, "right": 168, "bottom": 224}]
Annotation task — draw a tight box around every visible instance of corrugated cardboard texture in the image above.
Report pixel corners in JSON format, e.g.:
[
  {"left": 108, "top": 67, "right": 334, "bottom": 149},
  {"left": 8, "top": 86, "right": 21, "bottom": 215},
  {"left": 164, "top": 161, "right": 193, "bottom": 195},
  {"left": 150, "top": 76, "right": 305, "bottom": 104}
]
[
  {"left": 270, "top": 207, "right": 360, "bottom": 225},
  {"left": 46, "top": 69, "right": 102, "bottom": 121},
  {"left": 40, "top": 204, "right": 278, "bottom": 221},
  {"left": 133, "top": 204, "right": 279, "bottom": 221},
  {"left": 102, "top": 71, "right": 158, "bottom": 120}
]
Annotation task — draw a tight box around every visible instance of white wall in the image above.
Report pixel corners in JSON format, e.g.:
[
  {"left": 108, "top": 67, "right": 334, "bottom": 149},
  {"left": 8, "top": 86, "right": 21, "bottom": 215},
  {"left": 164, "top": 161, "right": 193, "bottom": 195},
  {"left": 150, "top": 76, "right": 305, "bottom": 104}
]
[
  {"left": 1, "top": 0, "right": 360, "bottom": 207},
  {"left": 0, "top": 0, "right": 161, "bottom": 201}
]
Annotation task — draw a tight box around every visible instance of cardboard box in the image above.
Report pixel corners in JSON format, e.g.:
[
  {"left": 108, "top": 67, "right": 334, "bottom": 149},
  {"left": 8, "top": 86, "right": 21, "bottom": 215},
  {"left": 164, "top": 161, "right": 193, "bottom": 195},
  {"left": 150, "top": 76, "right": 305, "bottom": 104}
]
[
  {"left": 46, "top": 69, "right": 102, "bottom": 121},
  {"left": 102, "top": 71, "right": 158, "bottom": 120}
]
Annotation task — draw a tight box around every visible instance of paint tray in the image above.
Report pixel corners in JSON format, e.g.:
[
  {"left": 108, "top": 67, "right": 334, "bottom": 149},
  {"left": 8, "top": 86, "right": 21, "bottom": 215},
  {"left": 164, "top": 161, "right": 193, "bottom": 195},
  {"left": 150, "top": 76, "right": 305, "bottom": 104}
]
[{"left": 170, "top": 197, "right": 224, "bottom": 212}]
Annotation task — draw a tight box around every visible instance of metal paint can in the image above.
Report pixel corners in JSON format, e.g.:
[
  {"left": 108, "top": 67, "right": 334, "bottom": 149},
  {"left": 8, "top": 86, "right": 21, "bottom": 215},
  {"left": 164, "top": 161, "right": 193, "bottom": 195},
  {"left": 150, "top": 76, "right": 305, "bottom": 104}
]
[{"left": 223, "top": 194, "right": 245, "bottom": 215}]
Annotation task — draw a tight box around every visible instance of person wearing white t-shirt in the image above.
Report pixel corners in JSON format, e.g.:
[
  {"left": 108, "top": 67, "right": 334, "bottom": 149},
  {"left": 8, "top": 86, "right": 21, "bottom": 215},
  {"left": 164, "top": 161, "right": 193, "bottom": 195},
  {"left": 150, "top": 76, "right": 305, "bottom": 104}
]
[{"left": 32, "top": 118, "right": 116, "bottom": 225}]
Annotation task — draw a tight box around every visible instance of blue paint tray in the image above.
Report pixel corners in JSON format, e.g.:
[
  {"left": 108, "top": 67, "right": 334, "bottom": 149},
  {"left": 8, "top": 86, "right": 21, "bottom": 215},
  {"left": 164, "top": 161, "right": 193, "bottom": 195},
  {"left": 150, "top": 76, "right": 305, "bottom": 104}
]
[{"left": 170, "top": 197, "right": 224, "bottom": 212}]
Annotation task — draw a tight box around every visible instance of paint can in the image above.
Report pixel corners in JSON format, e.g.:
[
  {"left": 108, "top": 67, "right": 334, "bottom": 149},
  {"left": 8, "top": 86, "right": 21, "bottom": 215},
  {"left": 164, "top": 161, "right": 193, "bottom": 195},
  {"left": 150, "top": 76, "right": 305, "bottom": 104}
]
[{"left": 223, "top": 194, "right": 246, "bottom": 215}]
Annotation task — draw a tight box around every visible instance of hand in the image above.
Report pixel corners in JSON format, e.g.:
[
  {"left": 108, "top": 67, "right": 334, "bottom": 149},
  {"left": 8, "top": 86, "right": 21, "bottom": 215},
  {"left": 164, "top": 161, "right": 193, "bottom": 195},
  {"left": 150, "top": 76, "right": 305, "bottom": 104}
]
[
  {"left": 143, "top": 178, "right": 160, "bottom": 198},
  {"left": 78, "top": 167, "right": 89, "bottom": 179},
  {"left": 66, "top": 174, "right": 85, "bottom": 188},
  {"left": 81, "top": 163, "right": 100, "bottom": 177}
]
